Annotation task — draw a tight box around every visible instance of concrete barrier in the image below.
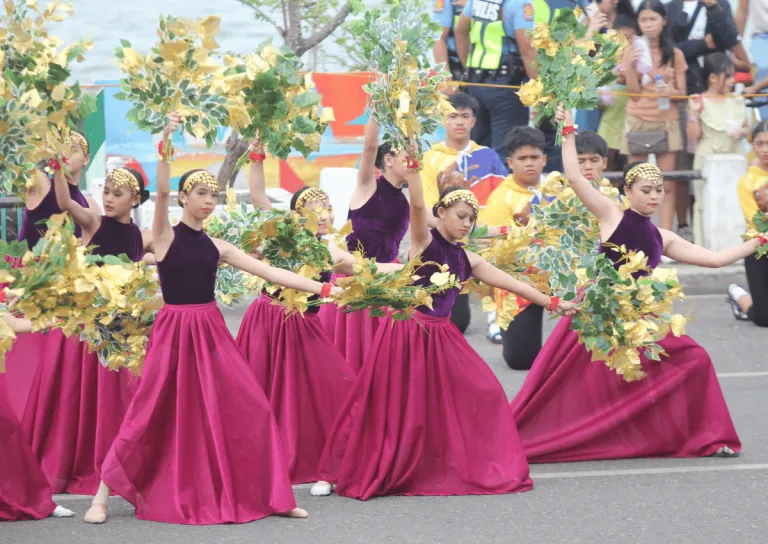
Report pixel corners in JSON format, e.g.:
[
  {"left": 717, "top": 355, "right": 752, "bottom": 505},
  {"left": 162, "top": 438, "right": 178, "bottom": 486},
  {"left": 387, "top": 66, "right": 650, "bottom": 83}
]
[{"left": 698, "top": 154, "right": 749, "bottom": 252}]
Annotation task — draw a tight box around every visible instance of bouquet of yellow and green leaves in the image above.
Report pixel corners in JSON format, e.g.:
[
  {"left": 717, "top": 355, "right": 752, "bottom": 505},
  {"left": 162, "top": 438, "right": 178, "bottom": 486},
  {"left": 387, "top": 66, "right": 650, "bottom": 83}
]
[
  {"left": 114, "top": 14, "right": 229, "bottom": 149},
  {"left": 517, "top": 7, "right": 627, "bottom": 144},
  {"left": 223, "top": 42, "right": 335, "bottom": 167},
  {"left": 570, "top": 246, "right": 686, "bottom": 382},
  {"left": 204, "top": 188, "right": 336, "bottom": 312},
  {"left": 474, "top": 172, "right": 623, "bottom": 328},
  {"left": 348, "top": 0, "right": 453, "bottom": 162},
  {"left": 0, "top": 215, "right": 161, "bottom": 375},
  {"left": 744, "top": 210, "right": 768, "bottom": 258},
  {"left": 0, "top": 0, "right": 96, "bottom": 197},
  {"left": 331, "top": 251, "right": 463, "bottom": 320}
]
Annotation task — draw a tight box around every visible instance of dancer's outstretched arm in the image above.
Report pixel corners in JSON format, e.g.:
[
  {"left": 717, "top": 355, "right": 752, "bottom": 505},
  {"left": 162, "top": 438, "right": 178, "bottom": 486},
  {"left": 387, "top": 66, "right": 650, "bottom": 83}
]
[{"left": 466, "top": 251, "right": 577, "bottom": 315}]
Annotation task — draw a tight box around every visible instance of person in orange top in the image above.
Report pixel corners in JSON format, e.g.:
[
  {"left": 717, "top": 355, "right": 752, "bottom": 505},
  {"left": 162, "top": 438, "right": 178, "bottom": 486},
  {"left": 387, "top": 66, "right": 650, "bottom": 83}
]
[
  {"left": 622, "top": 0, "right": 688, "bottom": 236},
  {"left": 727, "top": 120, "right": 768, "bottom": 327}
]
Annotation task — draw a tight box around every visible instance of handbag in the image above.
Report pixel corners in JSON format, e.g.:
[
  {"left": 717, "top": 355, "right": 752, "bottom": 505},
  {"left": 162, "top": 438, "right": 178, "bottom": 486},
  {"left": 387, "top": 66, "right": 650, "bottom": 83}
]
[{"left": 627, "top": 130, "right": 669, "bottom": 155}]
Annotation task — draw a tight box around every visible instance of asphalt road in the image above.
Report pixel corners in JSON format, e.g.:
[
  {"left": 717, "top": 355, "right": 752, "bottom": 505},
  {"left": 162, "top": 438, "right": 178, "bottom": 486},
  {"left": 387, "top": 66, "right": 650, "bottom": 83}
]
[{"left": 5, "top": 295, "right": 768, "bottom": 544}]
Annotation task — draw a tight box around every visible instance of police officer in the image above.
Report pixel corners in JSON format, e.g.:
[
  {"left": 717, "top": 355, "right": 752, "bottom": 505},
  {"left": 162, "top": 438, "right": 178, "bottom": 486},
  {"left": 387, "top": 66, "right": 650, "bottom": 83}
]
[
  {"left": 455, "top": 0, "right": 537, "bottom": 161},
  {"left": 433, "top": 0, "right": 468, "bottom": 82}
]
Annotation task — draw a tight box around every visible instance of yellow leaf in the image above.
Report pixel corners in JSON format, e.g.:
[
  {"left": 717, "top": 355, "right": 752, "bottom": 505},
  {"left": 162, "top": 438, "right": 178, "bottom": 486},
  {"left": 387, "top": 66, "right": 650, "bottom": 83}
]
[
  {"left": 199, "top": 15, "right": 221, "bottom": 37},
  {"left": 51, "top": 82, "right": 67, "bottom": 102},
  {"left": 430, "top": 272, "right": 451, "bottom": 287},
  {"left": 670, "top": 314, "right": 686, "bottom": 337},
  {"left": 319, "top": 107, "right": 335, "bottom": 123}
]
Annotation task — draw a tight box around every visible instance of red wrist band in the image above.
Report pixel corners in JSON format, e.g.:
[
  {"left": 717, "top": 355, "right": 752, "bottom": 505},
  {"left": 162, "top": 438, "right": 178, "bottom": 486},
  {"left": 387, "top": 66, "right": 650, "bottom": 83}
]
[
  {"left": 758, "top": 234, "right": 768, "bottom": 245},
  {"left": 499, "top": 226, "right": 509, "bottom": 235},
  {"left": 248, "top": 152, "right": 266, "bottom": 163},
  {"left": 547, "top": 296, "right": 560, "bottom": 312},
  {"left": 405, "top": 157, "right": 420, "bottom": 170},
  {"left": 157, "top": 140, "right": 175, "bottom": 161},
  {"left": 321, "top": 282, "right": 333, "bottom": 299},
  {"left": 47, "top": 158, "right": 62, "bottom": 171},
  {"left": 561, "top": 125, "right": 578, "bottom": 137}
]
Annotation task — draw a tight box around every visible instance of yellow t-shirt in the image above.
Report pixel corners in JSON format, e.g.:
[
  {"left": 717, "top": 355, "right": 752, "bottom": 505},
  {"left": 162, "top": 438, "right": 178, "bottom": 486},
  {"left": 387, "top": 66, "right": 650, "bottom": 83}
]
[
  {"left": 478, "top": 175, "right": 536, "bottom": 227},
  {"left": 736, "top": 165, "right": 768, "bottom": 230}
]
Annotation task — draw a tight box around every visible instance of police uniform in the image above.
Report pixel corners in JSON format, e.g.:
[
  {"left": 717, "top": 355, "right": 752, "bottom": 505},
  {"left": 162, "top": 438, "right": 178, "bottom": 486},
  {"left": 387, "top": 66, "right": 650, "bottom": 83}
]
[
  {"left": 462, "top": 0, "right": 535, "bottom": 161},
  {"left": 432, "top": 0, "right": 466, "bottom": 81}
]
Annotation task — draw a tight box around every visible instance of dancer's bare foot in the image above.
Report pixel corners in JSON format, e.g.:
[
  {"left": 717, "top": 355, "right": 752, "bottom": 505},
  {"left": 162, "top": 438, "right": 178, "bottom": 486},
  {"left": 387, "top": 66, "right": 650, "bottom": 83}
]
[
  {"left": 278, "top": 507, "right": 308, "bottom": 519},
  {"left": 83, "top": 504, "right": 107, "bottom": 524},
  {"left": 310, "top": 480, "right": 333, "bottom": 496},
  {"left": 710, "top": 446, "right": 739, "bottom": 458}
]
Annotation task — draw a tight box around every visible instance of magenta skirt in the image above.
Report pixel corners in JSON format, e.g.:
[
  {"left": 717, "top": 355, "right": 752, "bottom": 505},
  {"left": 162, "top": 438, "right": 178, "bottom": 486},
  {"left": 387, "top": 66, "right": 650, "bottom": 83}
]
[
  {"left": 4, "top": 329, "right": 137, "bottom": 495},
  {"left": 236, "top": 296, "right": 356, "bottom": 484},
  {"left": 510, "top": 317, "right": 741, "bottom": 462},
  {"left": 101, "top": 302, "right": 296, "bottom": 525},
  {"left": 318, "top": 305, "right": 389, "bottom": 372},
  {"left": 318, "top": 311, "right": 533, "bottom": 500},
  {"left": 0, "top": 373, "right": 55, "bottom": 521}
]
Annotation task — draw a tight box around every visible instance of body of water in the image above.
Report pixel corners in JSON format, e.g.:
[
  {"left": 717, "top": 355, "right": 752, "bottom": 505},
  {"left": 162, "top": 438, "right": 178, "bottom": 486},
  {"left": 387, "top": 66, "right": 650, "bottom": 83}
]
[{"left": 55, "top": 0, "right": 375, "bottom": 82}]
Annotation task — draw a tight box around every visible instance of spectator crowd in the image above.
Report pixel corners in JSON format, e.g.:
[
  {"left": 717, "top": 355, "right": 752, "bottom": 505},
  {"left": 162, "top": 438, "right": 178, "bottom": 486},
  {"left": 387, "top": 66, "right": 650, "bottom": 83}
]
[{"left": 428, "top": 0, "right": 768, "bottom": 357}]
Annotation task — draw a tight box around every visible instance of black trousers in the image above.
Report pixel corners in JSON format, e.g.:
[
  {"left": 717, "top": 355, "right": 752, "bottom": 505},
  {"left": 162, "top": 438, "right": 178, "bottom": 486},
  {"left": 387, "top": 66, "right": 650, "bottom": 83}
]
[
  {"left": 450, "top": 293, "right": 471, "bottom": 334},
  {"left": 745, "top": 255, "right": 768, "bottom": 327},
  {"left": 501, "top": 304, "right": 543, "bottom": 370}
]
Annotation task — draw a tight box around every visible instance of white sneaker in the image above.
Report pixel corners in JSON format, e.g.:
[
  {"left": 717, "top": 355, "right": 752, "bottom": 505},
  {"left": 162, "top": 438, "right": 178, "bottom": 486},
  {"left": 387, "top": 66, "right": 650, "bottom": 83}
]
[
  {"left": 51, "top": 505, "right": 75, "bottom": 518},
  {"left": 310, "top": 481, "right": 333, "bottom": 496},
  {"left": 726, "top": 284, "right": 750, "bottom": 321},
  {"left": 677, "top": 225, "right": 693, "bottom": 242}
]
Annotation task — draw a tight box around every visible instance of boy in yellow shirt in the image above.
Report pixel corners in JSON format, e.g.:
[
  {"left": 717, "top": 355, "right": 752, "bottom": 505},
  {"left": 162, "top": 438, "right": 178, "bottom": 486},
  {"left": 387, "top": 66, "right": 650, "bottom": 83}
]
[{"left": 480, "top": 126, "right": 547, "bottom": 361}]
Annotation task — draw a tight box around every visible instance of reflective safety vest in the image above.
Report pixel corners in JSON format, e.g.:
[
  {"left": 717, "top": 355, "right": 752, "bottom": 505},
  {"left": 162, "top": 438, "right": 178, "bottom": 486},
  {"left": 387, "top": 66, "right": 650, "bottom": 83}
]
[{"left": 467, "top": 0, "right": 516, "bottom": 70}]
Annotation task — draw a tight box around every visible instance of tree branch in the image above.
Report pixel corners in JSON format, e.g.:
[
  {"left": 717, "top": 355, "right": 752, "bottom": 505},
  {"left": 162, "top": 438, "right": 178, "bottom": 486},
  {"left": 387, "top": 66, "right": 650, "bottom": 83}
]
[
  {"left": 295, "top": 2, "right": 351, "bottom": 57},
  {"left": 286, "top": 0, "right": 303, "bottom": 51},
  {"left": 217, "top": 132, "right": 250, "bottom": 190}
]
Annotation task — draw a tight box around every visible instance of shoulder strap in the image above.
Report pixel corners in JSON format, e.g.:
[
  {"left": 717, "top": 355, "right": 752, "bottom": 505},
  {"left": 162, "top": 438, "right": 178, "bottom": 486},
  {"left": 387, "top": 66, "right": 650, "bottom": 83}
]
[{"left": 685, "top": 2, "right": 705, "bottom": 38}]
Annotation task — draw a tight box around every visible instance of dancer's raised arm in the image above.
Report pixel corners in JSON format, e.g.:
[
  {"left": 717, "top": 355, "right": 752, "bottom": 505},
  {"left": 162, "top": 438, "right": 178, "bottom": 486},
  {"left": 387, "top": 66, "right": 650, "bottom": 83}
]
[
  {"left": 407, "top": 153, "right": 432, "bottom": 254},
  {"left": 247, "top": 136, "right": 271, "bottom": 210},
  {"left": 350, "top": 117, "right": 380, "bottom": 206},
  {"left": 556, "top": 104, "right": 623, "bottom": 227},
  {"left": 52, "top": 168, "right": 101, "bottom": 236},
  {"left": 152, "top": 114, "right": 181, "bottom": 260}
]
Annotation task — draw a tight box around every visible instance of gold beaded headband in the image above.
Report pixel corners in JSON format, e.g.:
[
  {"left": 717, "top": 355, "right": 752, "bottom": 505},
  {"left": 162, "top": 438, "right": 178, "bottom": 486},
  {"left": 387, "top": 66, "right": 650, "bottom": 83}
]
[
  {"left": 68, "top": 132, "right": 89, "bottom": 155},
  {"left": 294, "top": 187, "right": 331, "bottom": 213},
  {"left": 625, "top": 163, "right": 663, "bottom": 187},
  {"left": 439, "top": 189, "right": 479, "bottom": 214},
  {"left": 182, "top": 171, "right": 219, "bottom": 194},
  {"left": 106, "top": 168, "right": 141, "bottom": 195}
]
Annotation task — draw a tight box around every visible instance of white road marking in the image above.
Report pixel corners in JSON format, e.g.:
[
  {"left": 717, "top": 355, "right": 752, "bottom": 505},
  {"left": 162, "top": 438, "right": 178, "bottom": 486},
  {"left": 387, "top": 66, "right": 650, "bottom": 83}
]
[
  {"left": 52, "top": 464, "right": 768, "bottom": 502},
  {"left": 717, "top": 371, "right": 768, "bottom": 378}
]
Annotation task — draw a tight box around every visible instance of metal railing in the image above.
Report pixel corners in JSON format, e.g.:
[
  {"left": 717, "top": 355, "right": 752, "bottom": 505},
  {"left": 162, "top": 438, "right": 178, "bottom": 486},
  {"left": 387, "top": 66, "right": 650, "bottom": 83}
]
[
  {"left": 603, "top": 170, "right": 701, "bottom": 183},
  {"left": 0, "top": 196, "right": 23, "bottom": 242}
]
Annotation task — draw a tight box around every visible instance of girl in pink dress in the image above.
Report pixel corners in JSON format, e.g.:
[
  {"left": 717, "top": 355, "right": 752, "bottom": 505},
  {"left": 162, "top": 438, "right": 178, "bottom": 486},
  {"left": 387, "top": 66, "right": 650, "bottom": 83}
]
[
  {"left": 1, "top": 310, "right": 73, "bottom": 521},
  {"left": 318, "top": 119, "right": 411, "bottom": 370},
  {"left": 509, "top": 105, "right": 762, "bottom": 463},
  {"left": 83, "top": 116, "right": 339, "bottom": 525},
  {"left": 236, "top": 140, "right": 401, "bottom": 487},
  {"left": 14, "top": 165, "right": 152, "bottom": 496},
  {"left": 314, "top": 156, "right": 576, "bottom": 500}
]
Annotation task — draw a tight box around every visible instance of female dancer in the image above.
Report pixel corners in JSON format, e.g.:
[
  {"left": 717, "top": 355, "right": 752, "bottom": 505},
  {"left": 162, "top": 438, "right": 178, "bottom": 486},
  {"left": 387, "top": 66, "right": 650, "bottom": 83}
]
[
  {"left": 318, "top": 118, "right": 411, "bottom": 370},
  {"left": 314, "top": 158, "right": 576, "bottom": 500},
  {"left": 237, "top": 140, "right": 401, "bottom": 487},
  {"left": 726, "top": 120, "right": 768, "bottom": 327},
  {"left": 83, "top": 116, "right": 337, "bottom": 525},
  {"left": 1, "top": 309, "right": 73, "bottom": 520},
  {"left": 510, "top": 105, "right": 763, "bottom": 463},
  {"left": 14, "top": 165, "right": 153, "bottom": 496},
  {"left": 5, "top": 133, "right": 98, "bottom": 420}
]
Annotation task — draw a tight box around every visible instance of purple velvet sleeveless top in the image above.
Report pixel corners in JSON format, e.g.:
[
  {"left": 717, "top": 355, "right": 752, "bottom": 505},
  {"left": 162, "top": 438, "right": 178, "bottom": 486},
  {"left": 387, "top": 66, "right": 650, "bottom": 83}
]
[
  {"left": 157, "top": 222, "right": 220, "bottom": 305},
  {"left": 19, "top": 182, "right": 88, "bottom": 247},
  {"left": 599, "top": 209, "right": 663, "bottom": 275},
  {"left": 88, "top": 216, "right": 144, "bottom": 262},
  {"left": 413, "top": 229, "right": 473, "bottom": 317},
  {"left": 345, "top": 176, "right": 409, "bottom": 263},
  {"left": 263, "top": 270, "right": 331, "bottom": 314}
]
